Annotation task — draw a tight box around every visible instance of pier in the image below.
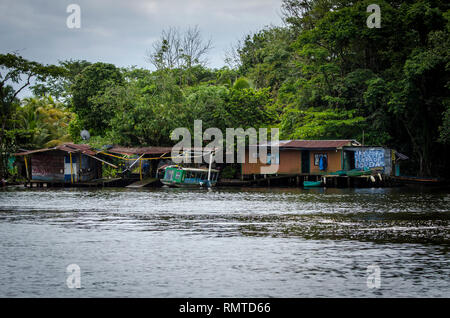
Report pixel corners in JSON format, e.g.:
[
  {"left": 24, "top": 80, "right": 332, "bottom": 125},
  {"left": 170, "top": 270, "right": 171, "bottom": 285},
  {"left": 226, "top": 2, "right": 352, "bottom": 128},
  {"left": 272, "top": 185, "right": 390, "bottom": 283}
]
[
  {"left": 23, "top": 178, "right": 125, "bottom": 188},
  {"left": 221, "top": 173, "right": 398, "bottom": 188}
]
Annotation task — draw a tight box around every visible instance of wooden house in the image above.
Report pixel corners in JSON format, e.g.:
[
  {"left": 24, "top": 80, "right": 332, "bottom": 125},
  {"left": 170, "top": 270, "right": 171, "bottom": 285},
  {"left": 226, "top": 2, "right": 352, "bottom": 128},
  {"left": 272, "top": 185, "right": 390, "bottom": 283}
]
[
  {"left": 15, "top": 143, "right": 113, "bottom": 184},
  {"left": 242, "top": 140, "right": 404, "bottom": 177}
]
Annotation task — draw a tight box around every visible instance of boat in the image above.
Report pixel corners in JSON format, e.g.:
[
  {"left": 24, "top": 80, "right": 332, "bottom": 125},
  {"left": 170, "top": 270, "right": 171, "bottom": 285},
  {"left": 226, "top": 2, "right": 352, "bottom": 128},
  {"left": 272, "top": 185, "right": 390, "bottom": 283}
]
[
  {"left": 160, "top": 165, "right": 220, "bottom": 188},
  {"left": 346, "top": 168, "right": 372, "bottom": 177},
  {"left": 303, "top": 180, "right": 322, "bottom": 187},
  {"left": 330, "top": 170, "right": 347, "bottom": 176},
  {"left": 392, "top": 176, "right": 447, "bottom": 185}
]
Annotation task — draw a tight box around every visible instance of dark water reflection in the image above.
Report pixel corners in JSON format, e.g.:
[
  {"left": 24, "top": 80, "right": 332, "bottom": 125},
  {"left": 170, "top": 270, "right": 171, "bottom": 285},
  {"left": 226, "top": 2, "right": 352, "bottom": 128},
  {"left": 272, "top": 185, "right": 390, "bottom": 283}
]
[{"left": 0, "top": 186, "right": 448, "bottom": 297}]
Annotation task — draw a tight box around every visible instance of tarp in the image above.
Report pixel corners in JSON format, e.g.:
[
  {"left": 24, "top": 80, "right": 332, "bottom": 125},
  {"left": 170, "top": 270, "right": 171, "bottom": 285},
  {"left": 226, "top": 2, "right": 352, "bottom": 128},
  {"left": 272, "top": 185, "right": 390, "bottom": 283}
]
[
  {"left": 319, "top": 155, "right": 328, "bottom": 171},
  {"left": 355, "top": 149, "right": 385, "bottom": 168},
  {"left": 7, "top": 156, "right": 15, "bottom": 171}
]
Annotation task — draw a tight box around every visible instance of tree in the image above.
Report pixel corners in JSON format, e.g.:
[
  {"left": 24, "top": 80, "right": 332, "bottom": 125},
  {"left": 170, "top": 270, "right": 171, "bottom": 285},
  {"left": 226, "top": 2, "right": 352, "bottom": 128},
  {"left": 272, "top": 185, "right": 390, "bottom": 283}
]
[
  {"left": 271, "top": 0, "right": 449, "bottom": 176},
  {"left": 281, "top": 0, "right": 353, "bottom": 32},
  {"left": 18, "top": 96, "right": 73, "bottom": 149},
  {"left": 0, "top": 53, "right": 64, "bottom": 177},
  {"left": 147, "top": 26, "right": 213, "bottom": 71},
  {"left": 106, "top": 69, "right": 187, "bottom": 146},
  {"left": 0, "top": 53, "right": 63, "bottom": 133},
  {"left": 70, "top": 62, "right": 124, "bottom": 138},
  {"left": 183, "top": 84, "right": 230, "bottom": 133},
  {"left": 236, "top": 27, "right": 297, "bottom": 91},
  {"left": 32, "top": 59, "right": 92, "bottom": 103},
  {"left": 226, "top": 87, "right": 274, "bottom": 129},
  {"left": 280, "top": 107, "right": 365, "bottom": 139}
]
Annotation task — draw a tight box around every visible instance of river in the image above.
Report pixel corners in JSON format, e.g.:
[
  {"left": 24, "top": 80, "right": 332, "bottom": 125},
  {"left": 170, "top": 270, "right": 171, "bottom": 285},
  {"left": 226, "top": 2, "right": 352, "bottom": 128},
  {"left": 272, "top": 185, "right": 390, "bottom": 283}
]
[{"left": 0, "top": 186, "right": 448, "bottom": 297}]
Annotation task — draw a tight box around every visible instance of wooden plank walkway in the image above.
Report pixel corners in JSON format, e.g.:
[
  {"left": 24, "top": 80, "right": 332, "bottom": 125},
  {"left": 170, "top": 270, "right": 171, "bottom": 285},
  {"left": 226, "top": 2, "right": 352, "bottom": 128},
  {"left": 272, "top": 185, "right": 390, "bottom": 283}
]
[{"left": 24, "top": 178, "right": 123, "bottom": 188}]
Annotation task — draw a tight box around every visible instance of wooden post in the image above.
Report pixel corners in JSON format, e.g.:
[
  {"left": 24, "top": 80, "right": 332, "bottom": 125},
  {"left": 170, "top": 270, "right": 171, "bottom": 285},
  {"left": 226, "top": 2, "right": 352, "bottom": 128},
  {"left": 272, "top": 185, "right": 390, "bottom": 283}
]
[
  {"left": 139, "top": 159, "right": 143, "bottom": 181},
  {"left": 70, "top": 153, "right": 74, "bottom": 184},
  {"left": 24, "top": 155, "right": 30, "bottom": 181},
  {"left": 207, "top": 152, "right": 213, "bottom": 183}
]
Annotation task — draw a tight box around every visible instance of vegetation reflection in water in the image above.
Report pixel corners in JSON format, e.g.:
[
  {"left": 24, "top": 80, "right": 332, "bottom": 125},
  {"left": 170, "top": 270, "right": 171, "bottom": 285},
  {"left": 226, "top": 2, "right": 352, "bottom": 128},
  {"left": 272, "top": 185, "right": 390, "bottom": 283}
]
[
  {"left": 0, "top": 186, "right": 448, "bottom": 245},
  {"left": 0, "top": 186, "right": 449, "bottom": 297}
]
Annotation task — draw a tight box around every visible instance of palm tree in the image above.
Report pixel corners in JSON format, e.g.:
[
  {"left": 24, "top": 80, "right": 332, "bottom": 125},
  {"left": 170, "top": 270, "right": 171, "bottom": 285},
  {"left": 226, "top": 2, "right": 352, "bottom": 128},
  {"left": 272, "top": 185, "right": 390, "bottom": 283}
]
[{"left": 19, "top": 96, "right": 73, "bottom": 149}]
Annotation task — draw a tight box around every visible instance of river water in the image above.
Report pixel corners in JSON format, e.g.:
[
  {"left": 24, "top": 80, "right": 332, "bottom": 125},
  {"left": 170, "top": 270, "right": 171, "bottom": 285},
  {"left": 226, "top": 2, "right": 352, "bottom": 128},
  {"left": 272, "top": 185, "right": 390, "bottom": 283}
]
[{"left": 0, "top": 186, "right": 448, "bottom": 297}]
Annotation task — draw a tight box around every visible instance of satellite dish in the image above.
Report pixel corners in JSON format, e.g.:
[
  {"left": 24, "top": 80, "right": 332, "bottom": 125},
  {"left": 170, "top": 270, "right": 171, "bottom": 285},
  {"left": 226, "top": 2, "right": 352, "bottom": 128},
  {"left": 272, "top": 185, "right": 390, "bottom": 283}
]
[{"left": 80, "top": 130, "right": 90, "bottom": 141}]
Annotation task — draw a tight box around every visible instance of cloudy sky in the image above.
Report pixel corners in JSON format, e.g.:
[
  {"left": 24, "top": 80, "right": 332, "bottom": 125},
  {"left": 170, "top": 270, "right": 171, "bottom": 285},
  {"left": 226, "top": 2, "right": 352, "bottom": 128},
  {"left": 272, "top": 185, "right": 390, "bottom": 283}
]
[{"left": 0, "top": 0, "right": 283, "bottom": 70}]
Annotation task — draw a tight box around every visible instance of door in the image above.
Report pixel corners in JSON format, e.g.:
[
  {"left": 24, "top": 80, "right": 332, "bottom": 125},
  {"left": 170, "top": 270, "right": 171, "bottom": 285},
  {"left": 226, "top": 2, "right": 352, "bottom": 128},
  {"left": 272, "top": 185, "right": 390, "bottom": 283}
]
[
  {"left": 301, "top": 150, "right": 310, "bottom": 174},
  {"left": 64, "top": 155, "right": 78, "bottom": 182},
  {"left": 344, "top": 151, "right": 355, "bottom": 170}
]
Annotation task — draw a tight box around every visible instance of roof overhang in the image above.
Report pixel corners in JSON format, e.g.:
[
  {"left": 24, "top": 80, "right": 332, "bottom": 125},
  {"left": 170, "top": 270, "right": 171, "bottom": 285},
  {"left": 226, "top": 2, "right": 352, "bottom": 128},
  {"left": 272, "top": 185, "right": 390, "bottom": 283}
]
[{"left": 14, "top": 143, "right": 118, "bottom": 168}]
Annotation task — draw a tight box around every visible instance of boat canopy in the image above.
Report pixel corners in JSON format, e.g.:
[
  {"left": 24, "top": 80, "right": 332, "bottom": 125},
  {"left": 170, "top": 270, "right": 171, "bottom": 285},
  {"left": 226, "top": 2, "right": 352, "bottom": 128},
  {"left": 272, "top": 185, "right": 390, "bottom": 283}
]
[{"left": 180, "top": 167, "right": 220, "bottom": 173}]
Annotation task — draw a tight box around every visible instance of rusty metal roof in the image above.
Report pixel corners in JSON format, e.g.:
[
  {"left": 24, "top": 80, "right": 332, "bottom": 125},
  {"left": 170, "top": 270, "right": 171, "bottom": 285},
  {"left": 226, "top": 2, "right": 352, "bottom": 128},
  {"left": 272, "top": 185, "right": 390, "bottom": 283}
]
[
  {"left": 107, "top": 146, "right": 174, "bottom": 156},
  {"left": 250, "top": 140, "right": 360, "bottom": 149},
  {"left": 15, "top": 143, "right": 97, "bottom": 156},
  {"left": 59, "top": 143, "right": 97, "bottom": 155},
  {"left": 107, "top": 146, "right": 218, "bottom": 156},
  {"left": 249, "top": 140, "right": 291, "bottom": 147},
  {"left": 282, "top": 140, "right": 359, "bottom": 149}
]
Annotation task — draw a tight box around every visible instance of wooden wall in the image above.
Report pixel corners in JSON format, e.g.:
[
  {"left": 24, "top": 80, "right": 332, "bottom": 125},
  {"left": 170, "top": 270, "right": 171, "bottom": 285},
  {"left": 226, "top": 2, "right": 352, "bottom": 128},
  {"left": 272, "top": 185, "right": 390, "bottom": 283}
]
[
  {"left": 242, "top": 149, "right": 301, "bottom": 175},
  {"left": 31, "top": 152, "right": 65, "bottom": 181},
  {"left": 31, "top": 151, "right": 101, "bottom": 182},
  {"left": 242, "top": 149, "right": 343, "bottom": 175},
  {"left": 309, "top": 150, "right": 342, "bottom": 174}
]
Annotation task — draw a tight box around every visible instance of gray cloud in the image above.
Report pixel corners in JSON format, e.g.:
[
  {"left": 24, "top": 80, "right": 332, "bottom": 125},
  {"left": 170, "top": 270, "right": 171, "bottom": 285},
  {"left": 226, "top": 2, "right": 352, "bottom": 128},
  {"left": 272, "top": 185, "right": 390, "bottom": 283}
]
[{"left": 0, "top": 0, "right": 283, "bottom": 70}]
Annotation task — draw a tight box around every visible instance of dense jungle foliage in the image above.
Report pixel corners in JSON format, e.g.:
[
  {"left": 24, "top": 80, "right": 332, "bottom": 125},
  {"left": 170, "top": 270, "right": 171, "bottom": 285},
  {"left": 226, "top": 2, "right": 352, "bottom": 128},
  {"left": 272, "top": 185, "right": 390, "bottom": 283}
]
[{"left": 1, "top": 0, "right": 449, "bottom": 178}]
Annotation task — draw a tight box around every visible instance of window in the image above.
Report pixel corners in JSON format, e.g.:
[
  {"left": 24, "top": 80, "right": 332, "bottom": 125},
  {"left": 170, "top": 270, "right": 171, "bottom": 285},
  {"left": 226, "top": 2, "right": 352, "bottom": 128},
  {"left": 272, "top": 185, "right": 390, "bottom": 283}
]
[
  {"left": 314, "top": 153, "right": 328, "bottom": 166},
  {"left": 267, "top": 153, "right": 280, "bottom": 164},
  {"left": 164, "top": 169, "right": 174, "bottom": 180}
]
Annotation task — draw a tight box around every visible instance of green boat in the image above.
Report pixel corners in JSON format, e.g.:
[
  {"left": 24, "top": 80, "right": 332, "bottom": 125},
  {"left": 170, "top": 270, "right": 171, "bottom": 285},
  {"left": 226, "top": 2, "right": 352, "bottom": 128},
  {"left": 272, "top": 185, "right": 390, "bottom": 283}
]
[
  {"left": 161, "top": 165, "right": 219, "bottom": 188},
  {"left": 346, "top": 170, "right": 365, "bottom": 177},
  {"left": 346, "top": 168, "right": 373, "bottom": 177},
  {"left": 303, "top": 181, "right": 322, "bottom": 187},
  {"left": 330, "top": 170, "right": 347, "bottom": 176}
]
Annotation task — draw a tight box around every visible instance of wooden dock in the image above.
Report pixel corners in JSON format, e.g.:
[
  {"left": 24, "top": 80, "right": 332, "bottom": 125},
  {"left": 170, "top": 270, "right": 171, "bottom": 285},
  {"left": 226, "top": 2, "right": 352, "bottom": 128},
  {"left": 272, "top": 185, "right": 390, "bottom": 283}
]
[
  {"left": 237, "top": 173, "right": 399, "bottom": 188},
  {"left": 217, "top": 179, "right": 254, "bottom": 187},
  {"left": 24, "top": 178, "right": 124, "bottom": 188}
]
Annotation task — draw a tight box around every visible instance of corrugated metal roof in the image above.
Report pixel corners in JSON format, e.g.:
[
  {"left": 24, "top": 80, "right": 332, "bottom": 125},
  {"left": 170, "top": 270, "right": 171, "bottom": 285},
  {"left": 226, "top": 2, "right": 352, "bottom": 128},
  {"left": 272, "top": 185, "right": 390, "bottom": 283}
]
[
  {"left": 59, "top": 143, "right": 97, "bottom": 155},
  {"left": 14, "top": 148, "right": 53, "bottom": 156},
  {"left": 107, "top": 146, "right": 174, "bottom": 155},
  {"left": 282, "top": 140, "right": 359, "bottom": 149},
  {"left": 107, "top": 146, "right": 218, "bottom": 155},
  {"left": 249, "top": 140, "right": 360, "bottom": 149},
  {"left": 15, "top": 143, "right": 97, "bottom": 156},
  {"left": 249, "top": 140, "right": 291, "bottom": 147}
]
